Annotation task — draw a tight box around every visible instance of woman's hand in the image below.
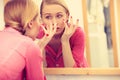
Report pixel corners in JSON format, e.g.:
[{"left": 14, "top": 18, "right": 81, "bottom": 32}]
[
  {"left": 38, "top": 22, "right": 57, "bottom": 49},
  {"left": 61, "top": 16, "right": 79, "bottom": 41}
]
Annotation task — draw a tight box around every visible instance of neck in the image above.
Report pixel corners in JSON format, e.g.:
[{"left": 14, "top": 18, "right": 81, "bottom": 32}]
[{"left": 53, "top": 29, "right": 64, "bottom": 39}]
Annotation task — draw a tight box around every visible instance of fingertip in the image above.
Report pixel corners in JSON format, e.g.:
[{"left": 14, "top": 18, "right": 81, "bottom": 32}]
[
  {"left": 46, "top": 34, "right": 49, "bottom": 36},
  {"left": 77, "top": 19, "right": 79, "bottom": 22},
  {"left": 76, "top": 19, "right": 79, "bottom": 25}
]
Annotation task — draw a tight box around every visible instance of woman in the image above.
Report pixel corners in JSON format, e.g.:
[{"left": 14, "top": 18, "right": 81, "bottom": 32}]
[
  {"left": 0, "top": 0, "right": 44, "bottom": 80},
  {"left": 38, "top": 0, "right": 88, "bottom": 68}
]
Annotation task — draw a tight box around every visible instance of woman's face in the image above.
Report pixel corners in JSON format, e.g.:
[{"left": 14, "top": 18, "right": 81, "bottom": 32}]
[{"left": 41, "top": 4, "right": 69, "bottom": 35}]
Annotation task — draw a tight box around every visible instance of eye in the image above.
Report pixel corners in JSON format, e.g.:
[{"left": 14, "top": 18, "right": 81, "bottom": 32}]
[
  {"left": 56, "top": 14, "right": 63, "bottom": 18},
  {"left": 45, "top": 15, "right": 52, "bottom": 19}
]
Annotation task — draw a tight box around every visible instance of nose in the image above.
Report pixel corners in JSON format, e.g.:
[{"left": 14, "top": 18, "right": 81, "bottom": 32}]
[{"left": 51, "top": 17, "right": 57, "bottom": 26}]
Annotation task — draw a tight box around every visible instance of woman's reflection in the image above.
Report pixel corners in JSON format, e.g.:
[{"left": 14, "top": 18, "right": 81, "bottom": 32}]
[{"left": 37, "top": 0, "right": 88, "bottom": 68}]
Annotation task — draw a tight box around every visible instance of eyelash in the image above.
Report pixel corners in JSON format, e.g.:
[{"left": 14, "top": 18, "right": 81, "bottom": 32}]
[
  {"left": 56, "top": 14, "right": 63, "bottom": 18},
  {"left": 45, "top": 16, "right": 51, "bottom": 19},
  {"left": 45, "top": 14, "right": 63, "bottom": 19}
]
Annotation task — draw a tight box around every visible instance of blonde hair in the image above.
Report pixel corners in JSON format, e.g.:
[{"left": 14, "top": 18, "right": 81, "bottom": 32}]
[
  {"left": 4, "top": 0, "right": 39, "bottom": 34},
  {"left": 40, "top": 0, "right": 70, "bottom": 17}
]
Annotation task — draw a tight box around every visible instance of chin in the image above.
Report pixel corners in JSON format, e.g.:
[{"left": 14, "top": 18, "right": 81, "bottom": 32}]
[
  {"left": 31, "top": 36, "right": 36, "bottom": 41},
  {"left": 55, "top": 31, "right": 62, "bottom": 35},
  {"left": 31, "top": 37, "right": 35, "bottom": 41},
  {"left": 54, "top": 30, "right": 63, "bottom": 37}
]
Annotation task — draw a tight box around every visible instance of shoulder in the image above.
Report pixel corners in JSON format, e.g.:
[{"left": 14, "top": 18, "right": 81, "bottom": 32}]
[
  {"left": 71, "top": 26, "right": 85, "bottom": 38},
  {"left": 75, "top": 27, "right": 85, "bottom": 34},
  {"left": 21, "top": 37, "right": 39, "bottom": 52},
  {"left": 18, "top": 36, "right": 34, "bottom": 47},
  {"left": 16, "top": 36, "right": 40, "bottom": 56},
  {"left": 70, "top": 26, "right": 85, "bottom": 44}
]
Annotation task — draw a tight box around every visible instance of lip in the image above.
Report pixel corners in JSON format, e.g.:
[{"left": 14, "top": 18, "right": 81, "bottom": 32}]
[
  {"left": 56, "top": 27, "right": 61, "bottom": 30},
  {"left": 56, "top": 27, "right": 64, "bottom": 33},
  {"left": 57, "top": 27, "right": 60, "bottom": 29}
]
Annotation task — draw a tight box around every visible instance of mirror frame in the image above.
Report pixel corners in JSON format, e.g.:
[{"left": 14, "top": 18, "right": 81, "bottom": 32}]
[
  {"left": 109, "top": 0, "right": 119, "bottom": 67},
  {"left": 44, "top": 68, "right": 120, "bottom": 75}
]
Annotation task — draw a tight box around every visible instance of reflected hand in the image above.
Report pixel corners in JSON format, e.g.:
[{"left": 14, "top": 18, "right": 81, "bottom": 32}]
[
  {"left": 38, "top": 22, "right": 57, "bottom": 49},
  {"left": 61, "top": 16, "right": 79, "bottom": 41}
]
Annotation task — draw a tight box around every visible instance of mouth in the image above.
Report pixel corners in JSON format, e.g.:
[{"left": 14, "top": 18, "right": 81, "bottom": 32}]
[
  {"left": 55, "top": 25, "right": 64, "bottom": 32},
  {"left": 57, "top": 27, "right": 60, "bottom": 29},
  {"left": 56, "top": 27, "right": 61, "bottom": 31}
]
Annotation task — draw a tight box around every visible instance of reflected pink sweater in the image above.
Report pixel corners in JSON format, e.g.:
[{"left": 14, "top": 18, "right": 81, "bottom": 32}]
[
  {"left": 38, "top": 27, "right": 88, "bottom": 68},
  {"left": 0, "top": 27, "right": 44, "bottom": 80}
]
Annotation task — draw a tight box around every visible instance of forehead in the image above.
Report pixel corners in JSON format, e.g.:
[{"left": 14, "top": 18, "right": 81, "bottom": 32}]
[{"left": 42, "top": 4, "right": 66, "bottom": 14}]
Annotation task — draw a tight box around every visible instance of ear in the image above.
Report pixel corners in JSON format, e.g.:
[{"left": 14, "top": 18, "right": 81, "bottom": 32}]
[{"left": 27, "top": 20, "right": 33, "bottom": 29}]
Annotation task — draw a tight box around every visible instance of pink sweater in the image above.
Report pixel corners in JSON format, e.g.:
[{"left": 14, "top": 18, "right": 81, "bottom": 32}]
[
  {"left": 38, "top": 27, "right": 88, "bottom": 68},
  {"left": 0, "top": 27, "right": 44, "bottom": 80}
]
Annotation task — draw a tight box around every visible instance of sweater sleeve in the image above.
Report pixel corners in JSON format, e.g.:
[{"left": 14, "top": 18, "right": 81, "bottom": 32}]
[
  {"left": 70, "top": 27, "right": 88, "bottom": 68},
  {"left": 25, "top": 43, "right": 44, "bottom": 80}
]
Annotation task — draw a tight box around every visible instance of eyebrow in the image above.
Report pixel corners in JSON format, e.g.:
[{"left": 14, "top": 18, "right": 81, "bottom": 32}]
[{"left": 42, "top": 12, "right": 64, "bottom": 15}]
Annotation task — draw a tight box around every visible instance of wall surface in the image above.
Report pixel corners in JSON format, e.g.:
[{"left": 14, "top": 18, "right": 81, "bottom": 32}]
[
  {"left": 65, "top": 0, "right": 84, "bottom": 28},
  {"left": 0, "top": 0, "right": 4, "bottom": 30}
]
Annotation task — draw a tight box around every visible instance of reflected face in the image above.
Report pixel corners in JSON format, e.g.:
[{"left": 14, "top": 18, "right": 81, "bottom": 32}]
[{"left": 41, "top": 4, "right": 69, "bottom": 35}]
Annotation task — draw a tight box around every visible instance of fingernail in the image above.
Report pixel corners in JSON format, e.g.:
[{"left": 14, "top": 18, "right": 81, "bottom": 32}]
[
  {"left": 42, "top": 23, "right": 46, "bottom": 26},
  {"left": 46, "top": 34, "right": 49, "bottom": 36}
]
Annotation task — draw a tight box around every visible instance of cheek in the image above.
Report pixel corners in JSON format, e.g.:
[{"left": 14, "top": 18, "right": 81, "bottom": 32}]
[
  {"left": 35, "top": 25, "right": 40, "bottom": 32},
  {"left": 33, "top": 24, "right": 40, "bottom": 34},
  {"left": 42, "top": 18, "right": 48, "bottom": 23},
  {"left": 42, "top": 20, "right": 49, "bottom": 25},
  {"left": 58, "top": 23, "right": 64, "bottom": 28},
  {"left": 57, "top": 19, "right": 67, "bottom": 28}
]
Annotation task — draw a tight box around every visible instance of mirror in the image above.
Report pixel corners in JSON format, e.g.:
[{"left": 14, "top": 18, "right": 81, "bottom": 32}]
[{"left": 3, "top": 0, "right": 119, "bottom": 68}]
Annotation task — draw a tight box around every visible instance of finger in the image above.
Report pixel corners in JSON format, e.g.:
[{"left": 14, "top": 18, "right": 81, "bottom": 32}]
[
  {"left": 53, "top": 23, "right": 57, "bottom": 33},
  {"left": 74, "top": 19, "right": 79, "bottom": 29},
  {"left": 49, "top": 21, "right": 53, "bottom": 31},
  {"left": 41, "top": 25, "right": 47, "bottom": 34},
  {"left": 53, "top": 23, "right": 57, "bottom": 28},
  {"left": 76, "top": 19, "right": 79, "bottom": 26},
  {"left": 73, "top": 19, "right": 79, "bottom": 31},
  {"left": 63, "top": 19, "right": 68, "bottom": 29},
  {"left": 69, "top": 16, "right": 73, "bottom": 26}
]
